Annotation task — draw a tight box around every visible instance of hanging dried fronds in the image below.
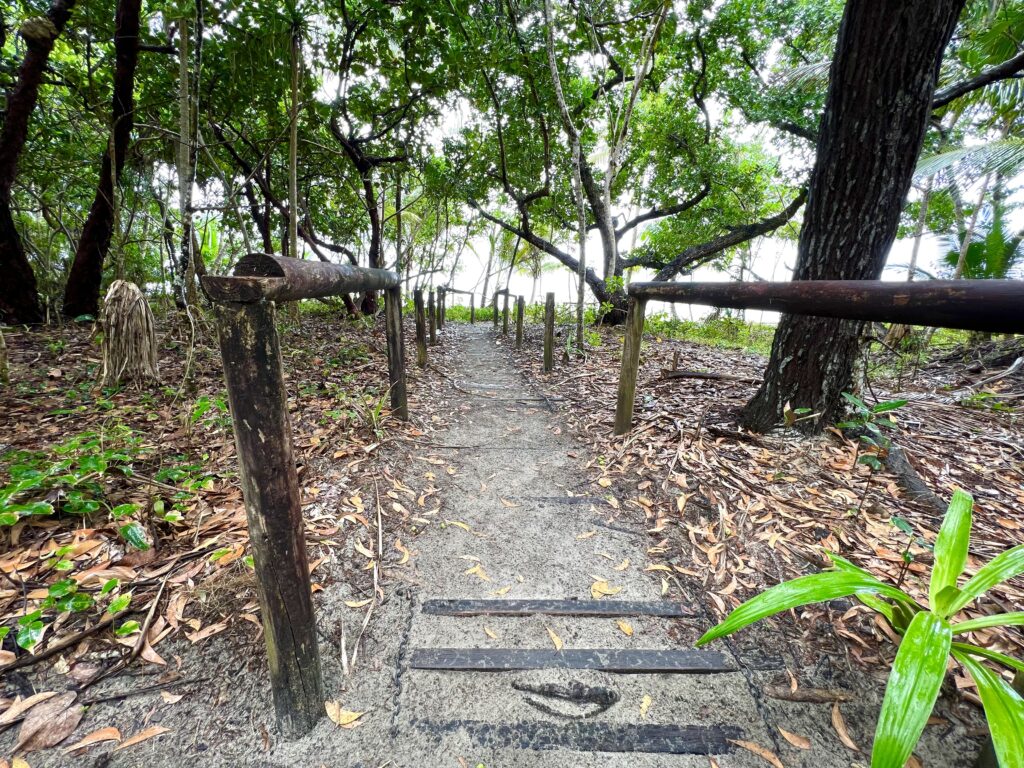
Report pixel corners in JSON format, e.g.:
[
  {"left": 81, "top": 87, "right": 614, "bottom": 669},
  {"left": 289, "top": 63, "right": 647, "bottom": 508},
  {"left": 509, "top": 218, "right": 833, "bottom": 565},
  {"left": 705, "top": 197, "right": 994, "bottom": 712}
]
[{"left": 101, "top": 280, "right": 159, "bottom": 388}]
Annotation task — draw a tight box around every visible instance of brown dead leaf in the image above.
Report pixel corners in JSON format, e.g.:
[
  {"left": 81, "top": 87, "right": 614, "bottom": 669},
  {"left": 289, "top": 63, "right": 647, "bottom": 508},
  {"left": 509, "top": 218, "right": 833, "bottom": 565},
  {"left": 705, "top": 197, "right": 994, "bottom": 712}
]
[
  {"left": 597, "top": 477, "right": 612, "bottom": 488},
  {"left": 591, "top": 580, "right": 622, "bottom": 599},
  {"left": 114, "top": 726, "right": 171, "bottom": 751},
  {"left": 729, "top": 739, "right": 785, "bottom": 768},
  {"left": 499, "top": 498, "right": 521, "bottom": 508},
  {"left": 831, "top": 703, "right": 860, "bottom": 751},
  {"left": 160, "top": 692, "right": 184, "bottom": 705},
  {"left": 63, "top": 727, "right": 122, "bottom": 754},
  {"left": 639, "top": 694, "right": 652, "bottom": 718},
  {"left": 614, "top": 558, "right": 630, "bottom": 571},
  {"left": 490, "top": 585, "right": 511, "bottom": 596},
  {"left": 324, "top": 701, "right": 365, "bottom": 728},
  {"left": 463, "top": 563, "right": 490, "bottom": 581},
  {"left": 616, "top": 619, "right": 634, "bottom": 636},
  {"left": 546, "top": 626, "right": 564, "bottom": 651},
  {"left": 483, "top": 626, "right": 498, "bottom": 640},
  {"left": 0, "top": 693, "right": 58, "bottom": 726},
  {"left": 778, "top": 727, "right": 810, "bottom": 750},
  {"left": 344, "top": 598, "right": 372, "bottom": 608},
  {"left": 185, "top": 621, "right": 227, "bottom": 644},
  {"left": 15, "top": 693, "right": 83, "bottom": 754},
  {"left": 576, "top": 530, "right": 597, "bottom": 540}
]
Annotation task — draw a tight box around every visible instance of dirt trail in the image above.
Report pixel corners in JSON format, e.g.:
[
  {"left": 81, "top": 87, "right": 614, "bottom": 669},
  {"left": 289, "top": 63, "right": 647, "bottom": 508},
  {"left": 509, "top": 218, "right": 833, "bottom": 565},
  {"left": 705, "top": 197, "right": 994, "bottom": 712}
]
[{"left": 5, "top": 324, "right": 981, "bottom": 767}]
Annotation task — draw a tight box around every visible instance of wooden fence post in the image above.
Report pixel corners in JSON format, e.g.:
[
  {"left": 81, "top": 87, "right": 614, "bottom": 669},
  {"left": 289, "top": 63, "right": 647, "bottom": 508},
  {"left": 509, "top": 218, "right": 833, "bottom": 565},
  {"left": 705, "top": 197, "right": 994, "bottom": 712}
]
[
  {"left": 492, "top": 293, "right": 499, "bottom": 328},
  {"left": 470, "top": 294, "right": 475, "bottom": 324},
  {"left": 413, "top": 289, "right": 427, "bottom": 368},
  {"left": 438, "top": 288, "right": 445, "bottom": 329},
  {"left": 543, "top": 293, "right": 555, "bottom": 372},
  {"left": 502, "top": 294, "right": 510, "bottom": 335},
  {"left": 613, "top": 296, "right": 647, "bottom": 435},
  {"left": 428, "top": 290, "right": 437, "bottom": 345},
  {"left": 384, "top": 285, "right": 409, "bottom": 420},
  {"left": 213, "top": 300, "right": 324, "bottom": 738},
  {"left": 515, "top": 296, "right": 525, "bottom": 350}
]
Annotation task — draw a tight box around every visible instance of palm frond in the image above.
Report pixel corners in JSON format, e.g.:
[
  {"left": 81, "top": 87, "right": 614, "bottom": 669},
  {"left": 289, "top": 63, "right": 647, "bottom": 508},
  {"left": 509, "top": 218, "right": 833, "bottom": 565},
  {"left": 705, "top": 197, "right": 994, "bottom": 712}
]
[
  {"left": 771, "top": 60, "right": 831, "bottom": 93},
  {"left": 915, "top": 138, "right": 1024, "bottom": 180}
]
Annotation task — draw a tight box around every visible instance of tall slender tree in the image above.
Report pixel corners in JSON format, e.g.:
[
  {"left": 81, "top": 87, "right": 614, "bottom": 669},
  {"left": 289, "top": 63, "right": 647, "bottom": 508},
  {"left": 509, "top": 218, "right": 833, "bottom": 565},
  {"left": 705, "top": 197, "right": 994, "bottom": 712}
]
[
  {"left": 741, "top": 0, "right": 968, "bottom": 432},
  {"left": 62, "top": 0, "right": 142, "bottom": 318},
  {"left": 0, "top": 0, "right": 77, "bottom": 323}
]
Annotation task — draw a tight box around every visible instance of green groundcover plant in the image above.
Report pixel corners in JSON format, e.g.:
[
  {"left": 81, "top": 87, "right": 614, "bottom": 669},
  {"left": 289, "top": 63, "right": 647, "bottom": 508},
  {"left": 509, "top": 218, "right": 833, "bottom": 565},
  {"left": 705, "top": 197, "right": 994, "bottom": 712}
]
[{"left": 698, "top": 490, "right": 1024, "bottom": 768}]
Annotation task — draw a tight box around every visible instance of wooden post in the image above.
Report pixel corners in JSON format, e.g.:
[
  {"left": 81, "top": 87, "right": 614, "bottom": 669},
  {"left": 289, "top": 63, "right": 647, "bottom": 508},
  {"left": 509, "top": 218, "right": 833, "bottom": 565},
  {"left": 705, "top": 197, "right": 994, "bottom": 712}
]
[
  {"left": 543, "top": 292, "right": 555, "bottom": 373},
  {"left": 413, "top": 289, "right": 427, "bottom": 368},
  {"left": 613, "top": 296, "right": 647, "bottom": 436},
  {"left": 502, "top": 293, "right": 510, "bottom": 335},
  {"left": 470, "top": 294, "right": 475, "bottom": 324},
  {"left": 492, "top": 293, "right": 499, "bottom": 328},
  {"left": 437, "top": 288, "right": 445, "bottom": 329},
  {"left": 515, "top": 296, "right": 525, "bottom": 350},
  {"left": 213, "top": 300, "right": 324, "bottom": 738},
  {"left": 384, "top": 285, "right": 408, "bottom": 420},
  {"left": 428, "top": 290, "right": 437, "bottom": 345}
]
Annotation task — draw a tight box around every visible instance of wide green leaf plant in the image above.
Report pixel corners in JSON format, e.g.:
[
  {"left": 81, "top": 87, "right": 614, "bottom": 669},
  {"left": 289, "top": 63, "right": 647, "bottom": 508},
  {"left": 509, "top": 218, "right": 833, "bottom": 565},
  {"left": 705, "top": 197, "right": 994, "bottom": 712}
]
[{"left": 698, "top": 490, "right": 1024, "bottom": 768}]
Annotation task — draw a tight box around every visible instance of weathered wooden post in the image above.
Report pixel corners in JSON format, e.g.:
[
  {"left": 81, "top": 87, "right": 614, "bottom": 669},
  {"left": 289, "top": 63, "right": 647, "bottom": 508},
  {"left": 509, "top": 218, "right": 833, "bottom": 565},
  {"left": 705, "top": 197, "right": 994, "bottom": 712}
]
[
  {"left": 492, "top": 292, "right": 499, "bottom": 328},
  {"left": 213, "top": 299, "right": 324, "bottom": 737},
  {"left": 515, "top": 296, "right": 525, "bottom": 349},
  {"left": 438, "top": 287, "right": 446, "bottom": 329},
  {"left": 384, "top": 285, "right": 408, "bottom": 420},
  {"left": 613, "top": 296, "right": 647, "bottom": 435},
  {"left": 543, "top": 292, "right": 555, "bottom": 372},
  {"left": 428, "top": 290, "right": 437, "bottom": 345},
  {"left": 470, "top": 294, "right": 475, "bottom": 324},
  {"left": 502, "top": 293, "right": 510, "bottom": 335},
  {"left": 413, "top": 289, "right": 427, "bottom": 368}
]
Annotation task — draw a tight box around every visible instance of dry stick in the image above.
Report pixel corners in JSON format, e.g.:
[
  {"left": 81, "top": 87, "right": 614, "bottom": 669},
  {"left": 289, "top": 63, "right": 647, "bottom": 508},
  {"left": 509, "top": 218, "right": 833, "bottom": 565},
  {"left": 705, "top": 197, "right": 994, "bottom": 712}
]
[
  {"left": 82, "top": 676, "right": 211, "bottom": 707},
  {"left": 80, "top": 577, "right": 170, "bottom": 690},
  {"left": 0, "top": 615, "right": 118, "bottom": 676}
]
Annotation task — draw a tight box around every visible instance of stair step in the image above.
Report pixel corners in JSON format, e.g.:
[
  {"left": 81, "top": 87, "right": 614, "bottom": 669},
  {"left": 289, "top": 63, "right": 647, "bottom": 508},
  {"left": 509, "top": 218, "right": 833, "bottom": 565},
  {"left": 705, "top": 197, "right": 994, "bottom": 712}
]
[
  {"left": 409, "top": 647, "right": 734, "bottom": 673},
  {"left": 422, "top": 598, "right": 693, "bottom": 618},
  {"left": 412, "top": 718, "right": 742, "bottom": 754}
]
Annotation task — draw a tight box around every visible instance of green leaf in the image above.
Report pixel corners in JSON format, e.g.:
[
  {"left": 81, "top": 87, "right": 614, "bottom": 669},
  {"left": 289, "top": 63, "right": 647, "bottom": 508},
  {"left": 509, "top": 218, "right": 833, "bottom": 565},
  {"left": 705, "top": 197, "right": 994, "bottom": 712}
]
[
  {"left": 842, "top": 392, "right": 869, "bottom": 412},
  {"left": 0, "top": 512, "right": 18, "bottom": 526},
  {"left": 890, "top": 516, "right": 914, "bottom": 536},
  {"left": 953, "top": 642, "right": 1024, "bottom": 675},
  {"left": 0, "top": 626, "right": 9, "bottom": 641},
  {"left": 47, "top": 578, "right": 77, "bottom": 598},
  {"left": 6, "top": 501, "right": 55, "bottom": 516},
  {"left": 953, "top": 612, "right": 1024, "bottom": 635},
  {"left": 953, "top": 650, "right": 1024, "bottom": 768},
  {"left": 115, "top": 620, "right": 140, "bottom": 637},
  {"left": 871, "top": 612, "right": 952, "bottom": 768},
  {"left": 109, "top": 503, "right": 138, "bottom": 519},
  {"left": 870, "top": 399, "right": 908, "bottom": 414},
  {"left": 948, "top": 544, "right": 1024, "bottom": 615},
  {"left": 16, "top": 620, "right": 44, "bottom": 649},
  {"left": 697, "top": 570, "right": 913, "bottom": 646},
  {"left": 118, "top": 523, "right": 150, "bottom": 551},
  {"left": 929, "top": 490, "right": 973, "bottom": 616},
  {"left": 933, "top": 586, "right": 961, "bottom": 617},
  {"left": 107, "top": 594, "right": 131, "bottom": 614},
  {"left": 100, "top": 578, "right": 120, "bottom": 595}
]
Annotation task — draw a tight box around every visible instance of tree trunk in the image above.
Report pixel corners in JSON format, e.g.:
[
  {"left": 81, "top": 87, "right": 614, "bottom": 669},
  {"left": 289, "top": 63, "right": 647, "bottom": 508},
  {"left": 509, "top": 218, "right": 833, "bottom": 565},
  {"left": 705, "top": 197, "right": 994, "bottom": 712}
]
[
  {"left": 288, "top": 29, "right": 300, "bottom": 261},
  {"left": 741, "top": 0, "right": 966, "bottom": 433},
  {"left": 62, "top": 0, "right": 140, "bottom": 318},
  {"left": 0, "top": 1, "right": 77, "bottom": 323},
  {"left": 173, "top": 13, "right": 193, "bottom": 308}
]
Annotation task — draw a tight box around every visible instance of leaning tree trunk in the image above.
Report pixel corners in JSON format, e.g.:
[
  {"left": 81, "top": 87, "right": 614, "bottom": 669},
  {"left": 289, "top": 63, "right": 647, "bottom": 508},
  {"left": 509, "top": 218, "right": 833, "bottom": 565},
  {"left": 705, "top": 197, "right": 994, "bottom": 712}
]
[
  {"left": 62, "top": 0, "right": 141, "bottom": 318},
  {"left": 0, "top": 1, "right": 77, "bottom": 323},
  {"left": 741, "top": 0, "right": 967, "bottom": 433}
]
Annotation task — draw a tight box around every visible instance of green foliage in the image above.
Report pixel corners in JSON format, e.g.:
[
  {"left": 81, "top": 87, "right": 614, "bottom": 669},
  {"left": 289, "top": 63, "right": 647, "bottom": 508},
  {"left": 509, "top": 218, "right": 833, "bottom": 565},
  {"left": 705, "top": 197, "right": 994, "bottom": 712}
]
[
  {"left": 836, "top": 393, "right": 907, "bottom": 471},
  {"left": 644, "top": 313, "right": 776, "bottom": 356},
  {"left": 698, "top": 490, "right": 1024, "bottom": 767}
]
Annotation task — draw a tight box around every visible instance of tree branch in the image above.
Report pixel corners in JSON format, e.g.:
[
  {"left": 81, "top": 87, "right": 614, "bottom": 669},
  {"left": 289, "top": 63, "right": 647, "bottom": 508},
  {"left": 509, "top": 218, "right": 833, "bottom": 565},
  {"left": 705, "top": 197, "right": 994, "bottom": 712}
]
[{"left": 932, "top": 48, "right": 1024, "bottom": 110}]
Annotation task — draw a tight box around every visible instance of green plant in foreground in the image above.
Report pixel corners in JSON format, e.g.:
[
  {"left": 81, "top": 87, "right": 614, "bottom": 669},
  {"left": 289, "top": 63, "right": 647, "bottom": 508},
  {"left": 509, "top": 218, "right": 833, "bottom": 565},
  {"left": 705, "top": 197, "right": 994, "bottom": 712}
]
[
  {"left": 837, "top": 393, "right": 907, "bottom": 510},
  {"left": 698, "top": 490, "right": 1024, "bottom": 768}
]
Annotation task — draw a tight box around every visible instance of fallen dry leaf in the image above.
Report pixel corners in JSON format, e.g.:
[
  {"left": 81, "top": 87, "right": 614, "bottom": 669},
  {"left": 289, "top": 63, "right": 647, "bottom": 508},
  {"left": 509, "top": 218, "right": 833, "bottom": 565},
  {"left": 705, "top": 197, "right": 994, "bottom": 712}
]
[
  {"left": 832, "top": 703, "right": 860, "bottom": 751},
  {"left": 729, "top": 739, "right": 785, "bottom": 768},
  {"left": 484, "top": 626, "right": 498, "bottom": 640},
  {"left": 114, "top": 726, "right": 171, "bottom": 751},
  {"left": 325, "top": 701, "right": 365, "bottom": 728},
  {"left": 778, "top": 727, "right": 810, "bottom": 750},
  {"left": 160, "top": 692, "right": 184, "bottom": 705},
  {"left": 616, "top": 619, "right": 634, "bottom": 637},
  {"left": 15, "top": 693, "right": 82, "bottom": 754},
  {"left": 394, "top": 538, "right": 411, "bottom": 564},
  {"left": 546, "top": 626, "right": 564, "bottom": 651},
  {"left": 591, "top": 580, "right": 622, "bottom": 599},
  {"left": 185, "top": 622, "right": 227, "bottom": 644},
  {"left": 614, "top": 558, "right": 630, "bottom": 571},
  {"left": 63, "top": 727, "right": 122, "bottom": 754},
  {"left": 490, "top": 585, "right": 511, "bottom": 596},
  {"left": 639, "top": 694, "right": 652, "bottom": 718},
  {"left": 499, "top": 498, "right": 520, "bottom": 508},
  {"left": 344, "top": 599, "right": 372, "bottom": 609},
  {"left": 0, "top": 693, "right": 58, "bottom": 727},
  {"left": 576, "top": 530, "right": 597, "bottom": 540},
  {"left": 597, "top": 477, "right": 612, "bottom": 488},
  {"left": 464, "top": 563, "right": 490, "bottom": 581},
  {"left": 445, "top": 519, "right": 471, "bottom": 532}
]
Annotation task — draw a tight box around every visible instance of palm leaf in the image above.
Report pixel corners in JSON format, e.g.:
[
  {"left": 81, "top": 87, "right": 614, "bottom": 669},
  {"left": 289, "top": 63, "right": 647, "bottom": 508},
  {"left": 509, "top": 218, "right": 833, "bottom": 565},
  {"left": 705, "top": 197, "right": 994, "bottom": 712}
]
[{"left": 915, "top": 138, "right": 1024, "bottom": 180}]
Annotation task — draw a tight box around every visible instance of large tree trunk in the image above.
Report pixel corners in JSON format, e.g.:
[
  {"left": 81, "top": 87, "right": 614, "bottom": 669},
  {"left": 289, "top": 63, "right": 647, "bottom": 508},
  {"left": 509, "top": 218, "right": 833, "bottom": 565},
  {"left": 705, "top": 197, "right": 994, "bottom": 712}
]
[
  {"left": 0, "top": 1, "right": 77, "bottom": 323},
  {"left": 741, "top": 0, "right": 966, "bottom": 433},
  {"left": 62, "top": 0, "right": 141, "bottom": 318}
]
